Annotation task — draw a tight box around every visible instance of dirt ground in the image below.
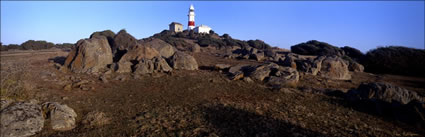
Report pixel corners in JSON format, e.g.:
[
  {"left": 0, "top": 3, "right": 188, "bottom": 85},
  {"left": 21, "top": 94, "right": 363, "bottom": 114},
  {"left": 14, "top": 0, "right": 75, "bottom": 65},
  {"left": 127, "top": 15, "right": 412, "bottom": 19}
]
[{"left": 1, "top": 49, "right": 424, "bottom": 137}]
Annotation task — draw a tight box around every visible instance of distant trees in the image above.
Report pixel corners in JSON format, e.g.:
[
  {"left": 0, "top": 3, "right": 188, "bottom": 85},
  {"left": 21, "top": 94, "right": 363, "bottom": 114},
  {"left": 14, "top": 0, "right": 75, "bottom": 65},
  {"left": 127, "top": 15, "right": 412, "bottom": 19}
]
[
  {"left": 0, "top": 40, "right": 74, "bottom": 51},
  {"left": 21, "top": 40, "right": 54, "bottom": 50}
]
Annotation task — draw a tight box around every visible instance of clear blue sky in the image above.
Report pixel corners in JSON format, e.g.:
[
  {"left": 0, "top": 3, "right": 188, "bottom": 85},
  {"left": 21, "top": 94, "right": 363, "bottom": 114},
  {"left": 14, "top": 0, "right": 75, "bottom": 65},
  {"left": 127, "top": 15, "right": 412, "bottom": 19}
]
[{"left": 1, "top": 1, "right": 424, "bottom": 52}]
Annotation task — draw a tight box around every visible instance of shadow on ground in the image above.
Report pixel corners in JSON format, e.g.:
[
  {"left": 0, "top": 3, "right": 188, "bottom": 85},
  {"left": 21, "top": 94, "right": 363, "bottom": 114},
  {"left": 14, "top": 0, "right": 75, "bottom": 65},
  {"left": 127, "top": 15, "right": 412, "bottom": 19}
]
[
  {"left": 323, "top": 89, "right": 425, "bottom": 133},
  {"left": 202, "top": 104, "right": 328, "bottom": 137},
  {"left": 48, "top": 56, "right": 67, "bottom": 65}
]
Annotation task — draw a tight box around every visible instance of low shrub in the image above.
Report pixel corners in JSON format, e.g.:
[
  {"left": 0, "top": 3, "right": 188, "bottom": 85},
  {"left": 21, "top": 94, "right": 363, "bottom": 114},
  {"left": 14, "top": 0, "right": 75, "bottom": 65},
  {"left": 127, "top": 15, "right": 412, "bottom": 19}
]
[
  {"left": 362, "top": 46, "right": 425, "bottom": 77},
  {"left": 291, "top": 40, "right": 344, "bottom": 56}
]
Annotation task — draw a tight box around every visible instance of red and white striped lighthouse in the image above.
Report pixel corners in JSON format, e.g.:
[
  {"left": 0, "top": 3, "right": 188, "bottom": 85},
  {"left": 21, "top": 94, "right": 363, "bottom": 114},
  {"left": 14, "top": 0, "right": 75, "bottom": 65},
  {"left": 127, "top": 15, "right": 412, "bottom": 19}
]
[{"left": 188, "top": 4, "right": 195, "bottom": 30}]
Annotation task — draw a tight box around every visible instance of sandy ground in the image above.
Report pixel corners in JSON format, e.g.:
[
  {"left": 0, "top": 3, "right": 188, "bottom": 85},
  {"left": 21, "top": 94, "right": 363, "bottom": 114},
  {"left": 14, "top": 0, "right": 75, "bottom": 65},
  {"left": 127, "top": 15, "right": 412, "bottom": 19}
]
[{"left": 1, "top": 49, "right": 424, "bottom": 137}]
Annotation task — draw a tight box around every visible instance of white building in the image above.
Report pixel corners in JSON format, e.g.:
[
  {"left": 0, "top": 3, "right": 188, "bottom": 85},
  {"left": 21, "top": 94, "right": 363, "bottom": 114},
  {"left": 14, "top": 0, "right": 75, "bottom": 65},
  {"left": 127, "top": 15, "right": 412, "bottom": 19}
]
[
  {"left": 169, "top": 22, "right": 183, "bottom": 33},
  {"left": 194, "top": 25, "right": 212, "bottom": 34}
]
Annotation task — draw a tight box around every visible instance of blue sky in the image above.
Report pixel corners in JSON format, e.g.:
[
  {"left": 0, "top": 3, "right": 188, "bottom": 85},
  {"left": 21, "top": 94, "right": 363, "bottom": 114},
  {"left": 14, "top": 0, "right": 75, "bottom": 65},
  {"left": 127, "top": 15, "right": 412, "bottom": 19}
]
[{"left": 1, "top": 1, "right": 424, "bottom": 52}]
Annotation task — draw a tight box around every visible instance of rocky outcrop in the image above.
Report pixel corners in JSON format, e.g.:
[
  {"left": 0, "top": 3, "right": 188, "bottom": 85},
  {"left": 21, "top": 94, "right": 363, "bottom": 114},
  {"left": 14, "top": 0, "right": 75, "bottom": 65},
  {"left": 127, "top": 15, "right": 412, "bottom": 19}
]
[
  {"left": 347, "top": 82, "right": 424, "bottom": 105},
  {"left": 42, "top": 102, "right": 77, "bottom": 131},
  {"left": 346, "top": 82, "right": 425, "bottom": 125},
  {"left": 90, "top": 30, "right": 115, "bottom": 48},
  {"left": 169, "top": 52, "right": 198, "bottom": 70},
  {"left": 115, "top": 61, "right": 133, "bottom": 73},
  {"left": 318, "top": 56, "right": 351, "bottom": 80},
  {"left": 249, "top": 63, "right": 299, "bottom": 88},
  {"left": 64, "top": 36, "right": 113, "bottom": 73},
  {"left": 133, "top": 57, "right": 172, "bottom": 75},
  {"left": 0, "top": 102, "right": 44, "bottom": 137},
  {"left": 251, "top": 63, "right": 279, "bottom": 81},
  {"left": 143, "top": 38, "right": 176, "bottom": 59},
  {"left": 266, "top": 67, "right": 299, "bottom": 88},
  {"left": 113, "top": 29, "right": 138, "bottom": 53},
  {"left": 296, "top": 56, "right": 325, "bottom": 76},
  {"left": 279, "top": 54, "right": 298, "bottom": 69},
  {"left": 118, "top": 44, "right": 160, "bottom": 63}
]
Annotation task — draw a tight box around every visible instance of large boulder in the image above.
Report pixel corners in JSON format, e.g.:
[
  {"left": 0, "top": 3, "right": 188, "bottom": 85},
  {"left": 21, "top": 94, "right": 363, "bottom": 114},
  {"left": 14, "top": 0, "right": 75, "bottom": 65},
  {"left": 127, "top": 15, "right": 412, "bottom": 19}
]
[
  {"left": 318, "top": 56, "right": 351, "bottom": 80},
  {"left": 296, "top": 56, "right": 325, "bottom": 76},
  {"left": 90, "top": 30, "right": 115, "bottom": 49},
  {"left": 42, "top": 102, "right": 77, "bottom": 131},
  {"left": 118, "top": 44, "right": 160, "bottom": 63},
  {"left": 0, "top": 102, "right": 44, "bottom": 137},
  {"left": 64, "top": 36, "right": 113, "bottom": 73},
  {"left": 113, "top": 29, "right": 138, "bottom": 53},
  {"left": 347, "top": 82, "right": 424, "bottom": 105},
  {"left": 169, "top": 52, "right": 198, "bottom": 70},
  {"left": 143, "top": 38, "right": 176, "bottom": 59}
]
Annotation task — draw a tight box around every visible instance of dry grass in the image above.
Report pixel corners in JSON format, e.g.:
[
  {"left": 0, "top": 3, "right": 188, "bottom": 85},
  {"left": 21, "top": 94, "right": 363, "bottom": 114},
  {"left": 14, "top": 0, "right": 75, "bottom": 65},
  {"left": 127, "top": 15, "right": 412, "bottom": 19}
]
[{"left": 0, "top": 61, "right": 33, "bottom": 100}]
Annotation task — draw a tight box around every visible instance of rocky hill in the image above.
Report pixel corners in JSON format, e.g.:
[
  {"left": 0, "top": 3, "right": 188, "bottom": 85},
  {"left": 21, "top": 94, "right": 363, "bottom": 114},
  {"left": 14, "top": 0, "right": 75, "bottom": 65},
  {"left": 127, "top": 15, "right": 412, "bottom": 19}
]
[{"left": 1, "top": 29, "right": 424, "bottom": 137}]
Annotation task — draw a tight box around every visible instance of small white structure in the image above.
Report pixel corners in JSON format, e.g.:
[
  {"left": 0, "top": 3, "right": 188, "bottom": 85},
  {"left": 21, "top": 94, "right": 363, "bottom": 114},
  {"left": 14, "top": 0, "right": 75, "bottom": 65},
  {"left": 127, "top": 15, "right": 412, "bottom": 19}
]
[
  {"left": 194, "top": 25, "right": 212, "bottom": 34},
  {"left": 169, "top": 22, "right": 183, "bottom": 32}
]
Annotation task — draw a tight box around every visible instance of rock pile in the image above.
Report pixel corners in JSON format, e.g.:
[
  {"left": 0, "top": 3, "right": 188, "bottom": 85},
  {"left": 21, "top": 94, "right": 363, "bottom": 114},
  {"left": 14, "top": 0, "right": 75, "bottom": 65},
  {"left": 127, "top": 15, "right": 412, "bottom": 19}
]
[
  {"left": 280, "top": 55, "right": 351, "bottom": 80},
  {"left": 226, "top": 63, "right": 299, "bottom": 88},
  {"left": 63, "top": 29, "right": 199, "bottom": 75}
]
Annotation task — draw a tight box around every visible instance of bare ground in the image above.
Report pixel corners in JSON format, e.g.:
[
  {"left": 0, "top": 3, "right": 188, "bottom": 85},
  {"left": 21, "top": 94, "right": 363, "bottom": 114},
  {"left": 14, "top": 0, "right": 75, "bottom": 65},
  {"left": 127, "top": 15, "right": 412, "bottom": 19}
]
[{"left": 1, "top": 49, "right": 425, "bottom": 137}]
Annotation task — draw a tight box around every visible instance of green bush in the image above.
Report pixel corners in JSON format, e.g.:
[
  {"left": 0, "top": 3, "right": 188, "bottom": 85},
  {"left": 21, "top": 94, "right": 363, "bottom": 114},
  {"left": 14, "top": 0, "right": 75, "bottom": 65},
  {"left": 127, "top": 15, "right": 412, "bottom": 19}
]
[
  {"left": 197, "top": 35, "right": 225, "bottom": 47},
  {"left": 247, "top": 40, "right": 271, "bottom": 49},
  {"left": 341, "top": 46, "right": 365, "bottom": 62},
  {"left": 362, "top": 46, "right": 425, "bottom": 77}
]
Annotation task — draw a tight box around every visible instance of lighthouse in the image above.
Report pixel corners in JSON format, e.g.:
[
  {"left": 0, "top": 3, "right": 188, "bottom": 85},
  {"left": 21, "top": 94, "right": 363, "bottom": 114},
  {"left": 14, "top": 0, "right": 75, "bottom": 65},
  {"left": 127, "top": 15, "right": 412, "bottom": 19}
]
[{"left": 187, "top": 4, "right": 195, "bottom": 30}]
